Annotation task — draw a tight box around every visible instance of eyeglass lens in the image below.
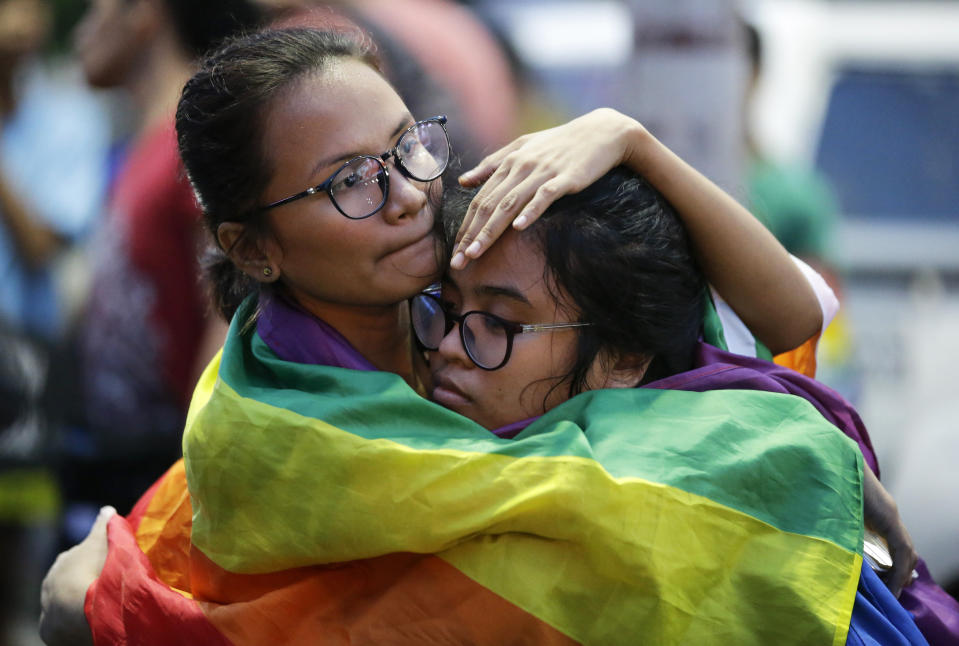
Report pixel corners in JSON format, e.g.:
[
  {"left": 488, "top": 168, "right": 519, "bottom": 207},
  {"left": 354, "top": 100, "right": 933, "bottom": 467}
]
[
  {"left": 329, "top": 157, "right": 387, "bottom": 219},
  {"left": 331, "top": 120, "right": 449, "bottom": 219},
  {"left": 411, "top": 293, "right": 448, "bottom": 348},
  {"left": 461, "top": 312, "right": 509, "bottom": 369},
  {"left": 411, "top": 295, "right": 510, "bottom": 370},
  {"left": 397, "top": 120, "right": 450, "bottom": 181}
]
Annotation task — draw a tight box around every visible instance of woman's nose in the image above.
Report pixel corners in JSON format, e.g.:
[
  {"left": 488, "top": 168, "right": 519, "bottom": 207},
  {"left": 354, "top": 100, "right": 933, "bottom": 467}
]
[
  {"left": 436, "top": 319, "right": 470, "bottom": 366},
  {"left": 379, "top": 169, "right": 430, "bottom": 224}
]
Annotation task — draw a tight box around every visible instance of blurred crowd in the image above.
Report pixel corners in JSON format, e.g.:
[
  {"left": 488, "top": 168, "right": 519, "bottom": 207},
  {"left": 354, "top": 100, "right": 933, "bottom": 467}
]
[
  {"left": 0, "top": 0, "right": 954, "bottom": 644},
  {"left": 0, "top": 1, "right": 522, "bottom": 642}
]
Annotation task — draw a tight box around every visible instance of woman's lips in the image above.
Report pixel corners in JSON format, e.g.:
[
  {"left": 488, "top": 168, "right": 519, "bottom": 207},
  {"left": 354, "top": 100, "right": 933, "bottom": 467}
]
[
  {"left": 382, "top": 210, "right": 436, "bottom": 258},
  {"left": 430, "top": 373, "right": 471, "bottom": 408}
]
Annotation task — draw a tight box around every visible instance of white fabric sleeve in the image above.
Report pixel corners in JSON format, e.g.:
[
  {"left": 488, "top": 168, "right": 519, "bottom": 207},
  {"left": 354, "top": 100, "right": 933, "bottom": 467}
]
[
  {"left": 710, "top": 287, "right": 758, "bottom": 357},
  {"left": 710, "top": 254, "right": 840, "bottom": 358},
  {"left": 790, "top": 255, "right": 840, "bottom": 332}
]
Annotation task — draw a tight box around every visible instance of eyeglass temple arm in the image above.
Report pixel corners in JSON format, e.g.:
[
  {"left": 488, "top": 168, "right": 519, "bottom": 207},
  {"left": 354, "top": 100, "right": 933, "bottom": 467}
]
[
  {"left": 518, "top": 322, "right": 592, "bottom": 333},
  {"left": 263, "top": 187, "right": 315, "bottom": 210}
]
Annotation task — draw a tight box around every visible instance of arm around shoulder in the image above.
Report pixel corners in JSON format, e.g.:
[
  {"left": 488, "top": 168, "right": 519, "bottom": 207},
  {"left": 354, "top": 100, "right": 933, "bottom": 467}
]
[
  {"left": 620, "top": 118, "right": 823, "bottom": 354},
  {"left": 451, "top": 107, "right": 823, "bottom": 354}
]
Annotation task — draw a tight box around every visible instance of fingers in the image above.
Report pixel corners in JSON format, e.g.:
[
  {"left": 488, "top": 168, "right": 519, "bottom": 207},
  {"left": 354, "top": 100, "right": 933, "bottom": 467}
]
[
  {"left": 861, "top": 465, "right": 918, "bottom": 597},
  {"left": 458, "top": 137, "right": 525, "bottom": 188},
  {"left": 91, "top": 505, "right": 117, "bottom": 534},
  {"left": 39, "top": 512, "right": 116, "bottom": 646},
  {"left": 457, "top": 160, "right": 496, "bottom": 188},
  {"left": 84, "top": 506, "right": 116, "bottom": 572},
  {"left": 512, "top": 178, "right": 567, "bottom": 230},
  {"left": 451, "top": 111, "right": 630, "bottom": 269},
  {"left": 885, "top": 525, "right": 919, "bottom": 598},
  {"left": 452, "top": 172, "right": 578, "bottom": 270},
  {"left": 451, "top": 176, "right": 578, "bottom": 270},
  {"left": 38, "top": 505, "right": 117, "bottom": 644},
  {"left": 452, "top": 159, "right": 537, "bottom": 268},
  {"left": 453, "top": 159, "right": 513, "bottom": 249}
]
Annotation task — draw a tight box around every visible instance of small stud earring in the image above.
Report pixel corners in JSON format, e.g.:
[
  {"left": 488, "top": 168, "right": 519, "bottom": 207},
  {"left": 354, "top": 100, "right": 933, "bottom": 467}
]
[{"left": 262, "top": 267, "right": 273, "bottom": 277}]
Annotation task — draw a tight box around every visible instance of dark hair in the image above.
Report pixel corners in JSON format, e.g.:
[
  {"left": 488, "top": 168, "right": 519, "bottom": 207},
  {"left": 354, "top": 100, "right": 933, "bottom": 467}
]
[
  {"left": 442, "top": 167, "right": 706, "bottom": 397},
  {"left": 163, "top": 0, "right": 263, "bottom": 59},
  {"left": 176, "top": 28, "right": 380, "bottom": 320}
]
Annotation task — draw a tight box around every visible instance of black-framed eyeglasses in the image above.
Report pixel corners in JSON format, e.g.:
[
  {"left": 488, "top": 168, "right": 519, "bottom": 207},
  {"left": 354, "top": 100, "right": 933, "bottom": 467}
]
[
  {"left": 261, "top": 115, "right": 451, "bottom": 219},
  {"left": 410, "top": 292, "right": 591, "bottom": 371}
]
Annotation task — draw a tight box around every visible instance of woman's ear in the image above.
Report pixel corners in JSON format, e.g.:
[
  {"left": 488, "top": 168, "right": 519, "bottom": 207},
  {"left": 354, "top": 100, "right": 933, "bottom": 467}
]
[
  {"left": 588, "top": 351, "right": 651, "bottom": 390},
  {"left": 216, "top": 222, "right": 282, "bottom": 283}
]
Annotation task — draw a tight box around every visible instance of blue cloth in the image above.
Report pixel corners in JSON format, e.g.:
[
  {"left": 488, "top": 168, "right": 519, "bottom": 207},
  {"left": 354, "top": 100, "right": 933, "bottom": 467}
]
[
  {"left": 0, "top": 61, "right": 110, "bottom": 338},
  {"left": 848, "top": 562, "right": 929, "bottom": 645}
]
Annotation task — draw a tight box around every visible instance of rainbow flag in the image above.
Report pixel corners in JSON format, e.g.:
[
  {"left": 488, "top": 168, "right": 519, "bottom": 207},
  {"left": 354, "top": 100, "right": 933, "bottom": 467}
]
[{"left": 86, "top": 299, "right": 866, "bottom": 645}]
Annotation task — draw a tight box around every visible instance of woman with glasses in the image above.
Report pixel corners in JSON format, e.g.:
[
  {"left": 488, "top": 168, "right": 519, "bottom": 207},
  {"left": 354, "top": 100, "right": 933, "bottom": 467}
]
[
  {"left": 40, "top": 27, "right": 866, "bottom": 645},
  {"left": 416, "top": 167, "right": 956, "bottom": 644}
]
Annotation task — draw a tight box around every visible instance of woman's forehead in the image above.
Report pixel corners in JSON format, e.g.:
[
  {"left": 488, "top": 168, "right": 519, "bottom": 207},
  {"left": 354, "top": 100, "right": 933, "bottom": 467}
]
[
  {"left": 262, "top": 60, "right": 412, "bottom": 173},
  {"left": 446, "top": 232, "right": 550, "bottom": 308}
]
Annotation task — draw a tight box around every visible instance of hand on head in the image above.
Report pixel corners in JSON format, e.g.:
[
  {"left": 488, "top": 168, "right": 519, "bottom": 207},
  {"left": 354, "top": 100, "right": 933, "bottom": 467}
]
[
  {"left": 451, "top": 108, "right": 642, "bottom": 269},
  {"left": 429, "top": 168, "right": 704, "bottom": 429}
]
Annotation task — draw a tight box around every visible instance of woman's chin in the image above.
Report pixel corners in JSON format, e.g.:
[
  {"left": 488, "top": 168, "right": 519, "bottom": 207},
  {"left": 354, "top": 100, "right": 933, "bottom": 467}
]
[{"left": 384, "top": 234, "right": 442, "bottom": 286}]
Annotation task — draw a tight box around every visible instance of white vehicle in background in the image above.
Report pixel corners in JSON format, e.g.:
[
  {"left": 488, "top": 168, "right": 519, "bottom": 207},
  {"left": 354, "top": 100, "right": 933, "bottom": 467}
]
[
  {"left": 750, "top": 0, "right": 959, "bottom": 587},
  {"left": 750, "top": 0, "right": 959, "bottom": 274}
]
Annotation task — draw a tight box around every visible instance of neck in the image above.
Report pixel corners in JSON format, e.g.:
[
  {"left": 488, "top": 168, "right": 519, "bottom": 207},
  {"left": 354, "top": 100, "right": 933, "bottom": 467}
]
[{"left": 295, "top": 296, "right": 417, "bottom": 385}]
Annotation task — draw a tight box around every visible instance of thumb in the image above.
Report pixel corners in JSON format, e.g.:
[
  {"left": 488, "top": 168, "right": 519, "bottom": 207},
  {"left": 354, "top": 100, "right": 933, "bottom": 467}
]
[
  {"left": 80, "top": 506, "right": 117, "bottom": 569},
  {"left": 90, "top": 506, "right": 116, "bottom": 536}
]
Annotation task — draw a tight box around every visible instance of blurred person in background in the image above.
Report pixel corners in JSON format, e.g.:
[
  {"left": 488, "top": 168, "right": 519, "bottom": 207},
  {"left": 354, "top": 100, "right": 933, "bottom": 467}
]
[
  {"left": 259, "top": 0, "right": 519, "bottom": 164},
  {"left": 0, "top": 0, "right": 109, "bottom": 340},
  {"left": 1, "top": 0, "right": 110, "bottom": 641},
  {"left": 741, "top": 20, "right": 858, "bottom": 385},
  {"left": 54, "top": 0, "right": 262, "bottom": 551},
  {"left": 341, "top": 0, "right": 518, "bottom": 153},
  {"left": 743, "top": 21, "right": 839, "bottom": 275}
]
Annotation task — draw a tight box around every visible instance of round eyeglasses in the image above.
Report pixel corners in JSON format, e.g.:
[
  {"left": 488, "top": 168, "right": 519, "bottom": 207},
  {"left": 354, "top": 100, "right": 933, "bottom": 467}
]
[
  {"left": 261, "top": 116, "right": 451, "bottom": 219},
  {"left": 410, "top": 292, "right": 592, "bottom": 371}
]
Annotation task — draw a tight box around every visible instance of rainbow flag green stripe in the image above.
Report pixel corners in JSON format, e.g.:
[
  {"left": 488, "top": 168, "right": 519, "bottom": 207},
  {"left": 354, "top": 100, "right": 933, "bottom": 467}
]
[{"left": 184, "top": 314, "right": 864, "bottom": 644}]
